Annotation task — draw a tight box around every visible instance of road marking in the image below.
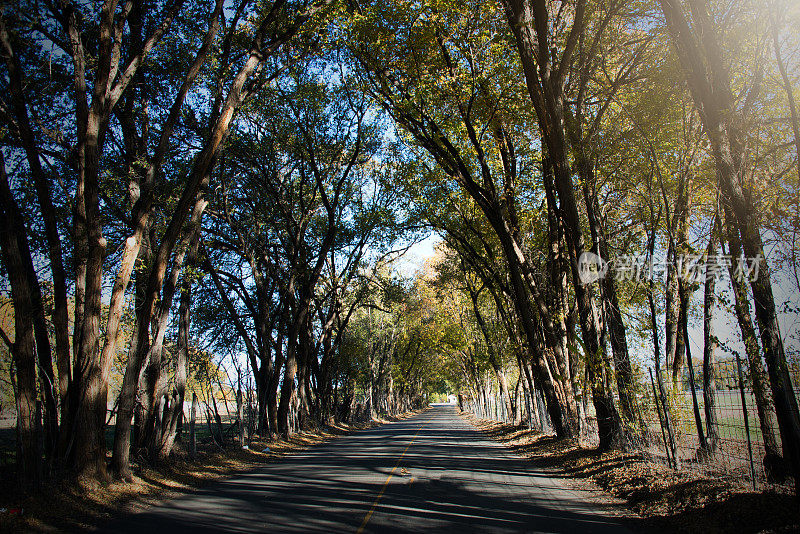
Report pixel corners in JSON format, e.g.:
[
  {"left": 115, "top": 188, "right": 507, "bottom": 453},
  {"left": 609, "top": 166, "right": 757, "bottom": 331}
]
[{"left": 356, "top": 424, "right": 424, "bottom": 534}]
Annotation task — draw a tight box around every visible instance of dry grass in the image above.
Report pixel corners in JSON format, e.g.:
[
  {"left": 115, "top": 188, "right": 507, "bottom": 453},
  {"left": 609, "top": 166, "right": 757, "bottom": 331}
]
[
  {"left": 463, "top": 411, "right": 800, "bottom": 533},
  {"left": 0, "top": 410, "right": 421, "bottom": 533}
]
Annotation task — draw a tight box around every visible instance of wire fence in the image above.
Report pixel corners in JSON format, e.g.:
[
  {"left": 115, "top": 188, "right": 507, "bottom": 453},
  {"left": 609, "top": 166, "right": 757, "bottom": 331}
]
[
  {"left": 629, "top": 356, "right": 795, "bottom": 490},
  {"left": 463, "top": 355, "right": 797, "bottom": 492}
]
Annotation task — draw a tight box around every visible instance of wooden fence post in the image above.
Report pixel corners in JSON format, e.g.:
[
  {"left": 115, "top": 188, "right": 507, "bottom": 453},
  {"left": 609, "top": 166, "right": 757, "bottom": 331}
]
[
  {"left": 655, "top": 367, "right": 679, "bottom": 469},
  {"left": 736, "top": 353, "right": 757, "bottom": 490},
  {"left": 650, "top": 368, "right": 674, "bottom": 469},
  {"left": 189, "top": 392, "right": 197, "bottom": 458},
  {"left": 237, "top": 385, "right": 245, "bottom": 447}
]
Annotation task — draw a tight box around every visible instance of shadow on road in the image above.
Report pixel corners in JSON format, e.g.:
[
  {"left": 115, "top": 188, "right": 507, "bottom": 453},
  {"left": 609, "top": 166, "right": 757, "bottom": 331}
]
[{"left": 102, "top": 406, "right": 642, "bottom": 533}]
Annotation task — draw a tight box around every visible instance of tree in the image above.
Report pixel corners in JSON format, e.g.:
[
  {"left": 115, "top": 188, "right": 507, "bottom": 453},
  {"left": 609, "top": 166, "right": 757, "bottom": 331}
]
[
  {"left": 499, "top": 0, "right": 625, "bottom": 450},
  {"left": 658, "top": 0, "right": 800, "bottom": 492},
  {"left": 349, "top": 0, "right": 582, "bottom": 440}
]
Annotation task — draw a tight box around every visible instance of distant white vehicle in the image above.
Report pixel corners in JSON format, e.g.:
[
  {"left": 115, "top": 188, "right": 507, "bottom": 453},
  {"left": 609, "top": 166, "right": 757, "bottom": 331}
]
[{"left": 447, "top": 395, "right": 457, "bottom": 404}]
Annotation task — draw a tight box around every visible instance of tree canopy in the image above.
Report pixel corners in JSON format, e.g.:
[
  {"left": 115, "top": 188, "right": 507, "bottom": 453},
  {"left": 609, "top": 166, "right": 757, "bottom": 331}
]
[{"left": 1, "top": 0, "right": 799, "bottom": 491}]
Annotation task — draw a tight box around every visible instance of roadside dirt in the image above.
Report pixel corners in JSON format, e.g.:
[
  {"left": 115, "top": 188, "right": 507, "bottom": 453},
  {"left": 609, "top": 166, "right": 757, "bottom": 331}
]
[
  {"left": 0, "top": 410, "right": 421, "bottom": 533},
  {"left": 464, "top": 412, "right": 800, "bottom": 534}
]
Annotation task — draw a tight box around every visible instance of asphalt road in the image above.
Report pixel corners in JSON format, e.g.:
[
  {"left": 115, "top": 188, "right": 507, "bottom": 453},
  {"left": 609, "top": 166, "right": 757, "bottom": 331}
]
[{"left": 103, "top": 405, "right": 634, "bottom": 533}]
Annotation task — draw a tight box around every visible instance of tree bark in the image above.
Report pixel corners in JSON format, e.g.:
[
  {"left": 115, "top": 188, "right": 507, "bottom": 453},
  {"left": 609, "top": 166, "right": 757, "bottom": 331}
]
[
  {"left": 582, "top": 170, "right": 636, "bottom": 424},
  {"left": 110, "top": 1, "right": 293, "bottom": 473},
  {"left": 0, "top": 153, "right": 41, "bottom": 488},
  {"left": 669, "top": 176, "right": 691, "bottom": 385},
  {"left": 0, "top": 15, "right": 71, "bottom": 429},
  {"left": 701, "top": 219, "right": 720, "bottom": 453},
  {"left": 57, "top": 0, "right": 183, "bottom": 481},
  {"left": 102, "top": 1, "right": 225, "bottom": 468},
  {"left": 723, "top": 203, "right": 785, "bottom": 480},
  {"left": 468, "top": 284, "right": 514, "bottom": 420}
]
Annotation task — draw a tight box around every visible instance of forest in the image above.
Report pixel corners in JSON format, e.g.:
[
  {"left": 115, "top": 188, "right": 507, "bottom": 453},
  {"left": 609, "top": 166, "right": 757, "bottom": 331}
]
[{"left": 0, "top": 0, "right": 799, "bottom": 510}]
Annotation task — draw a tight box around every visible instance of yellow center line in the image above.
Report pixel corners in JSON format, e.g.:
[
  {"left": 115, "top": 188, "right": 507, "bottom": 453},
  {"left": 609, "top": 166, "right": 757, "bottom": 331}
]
[{"left": 356, "top": 424, "right": 425, "bottom": 534}]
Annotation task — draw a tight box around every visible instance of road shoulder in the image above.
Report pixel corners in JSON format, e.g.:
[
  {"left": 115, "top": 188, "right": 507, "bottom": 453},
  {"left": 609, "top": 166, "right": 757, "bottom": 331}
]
[{"left": 461, "top": 411, "right": 800, "bottom": 533}]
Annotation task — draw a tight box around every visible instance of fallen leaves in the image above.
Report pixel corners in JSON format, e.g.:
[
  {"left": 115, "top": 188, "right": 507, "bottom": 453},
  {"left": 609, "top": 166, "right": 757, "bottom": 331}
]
[
  {"left": 463, "top": 411, "right": 800, "bottom": 533},
  {"left": 0, "top": 410, "right": 423, "bottom": 533}
]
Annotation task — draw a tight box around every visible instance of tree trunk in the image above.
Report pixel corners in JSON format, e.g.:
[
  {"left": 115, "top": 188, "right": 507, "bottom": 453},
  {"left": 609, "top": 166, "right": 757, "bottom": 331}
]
[
  {"left": 541, "top": 158, "right": 581, "bottom": 428},
  {"left": 113, "top": 196, "right": 207, "bottom": 479},
  {"left": 277, "top": 334, "right": 299, "bottom": 436},
  {"left": 702, "top": 219, "right": 720, "bottom": 453},
  {"left": 156, "top": 242, "right": 196, "bottom": 459},
  {"left": 468, "top": 285, "right": 515, "bottom": 421},
  {"left": 582, "top": 171, "right": 636, "bottom": 424},
  {"left": 664, "top": 240, "right": 680, "bottom": 373},
  {"left": 500, "top": 0, "right": 623, "bottom": 450},
  {"left": 64, "top": 0, "right": 183, "bottom": 481},
  {"left": 189, "top": 393, "right": 197, "bottom": 457},
  {"left": 0, "top": 17, "right": 71, "bottom": 428},
  {"left": 70, "top": 110, "right": 110, "bottom": 482},
  {"left": 237, "top": 381, "right": 245, "bottom": 447},
  {"left": 496, "top": 228, "right": 576, "bottom": 438},
  {"left": 671, "top": 178, "right": 691, "bottom": 385},
  {"left": 0, "top": 155, "right": 41, "bottom": 488},
  {"left": 142, "top": 205, "right": 206, "bottom": 457},
  {"left": 771, "top": 11, "right": 800, "bottom": 209},
  {"left": 723, "top": 204, "right": 785, "bottom": 480},
  {"left": 111, "top": 13, "right": 273, "bottom": 472}
]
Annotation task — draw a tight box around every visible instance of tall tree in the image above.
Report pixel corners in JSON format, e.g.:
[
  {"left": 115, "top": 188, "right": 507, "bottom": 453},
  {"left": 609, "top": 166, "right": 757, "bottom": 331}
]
[
  {"left": 500, "top": 0, "right": 624, "bottom": 449},
  {"left": 658, "top": 0, "right": 800, "bottom": 489}
]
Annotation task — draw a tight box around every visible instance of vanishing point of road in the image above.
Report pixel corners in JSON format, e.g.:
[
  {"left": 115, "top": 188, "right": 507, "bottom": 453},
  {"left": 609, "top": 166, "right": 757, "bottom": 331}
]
[{"left": 105, "top": 405, "right": 634, "bottom": 533}]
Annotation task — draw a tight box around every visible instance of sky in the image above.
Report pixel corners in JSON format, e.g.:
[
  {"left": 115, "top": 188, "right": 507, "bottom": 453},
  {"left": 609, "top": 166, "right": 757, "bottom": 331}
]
[{"left": 394, "top": 233, "right": 441, "bottom": 277}]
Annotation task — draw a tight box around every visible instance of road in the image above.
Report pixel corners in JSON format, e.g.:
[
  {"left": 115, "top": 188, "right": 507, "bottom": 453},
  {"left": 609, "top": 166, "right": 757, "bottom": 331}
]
[{"left": 104, "top": 405, "right": 634, "bottom": 533}]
